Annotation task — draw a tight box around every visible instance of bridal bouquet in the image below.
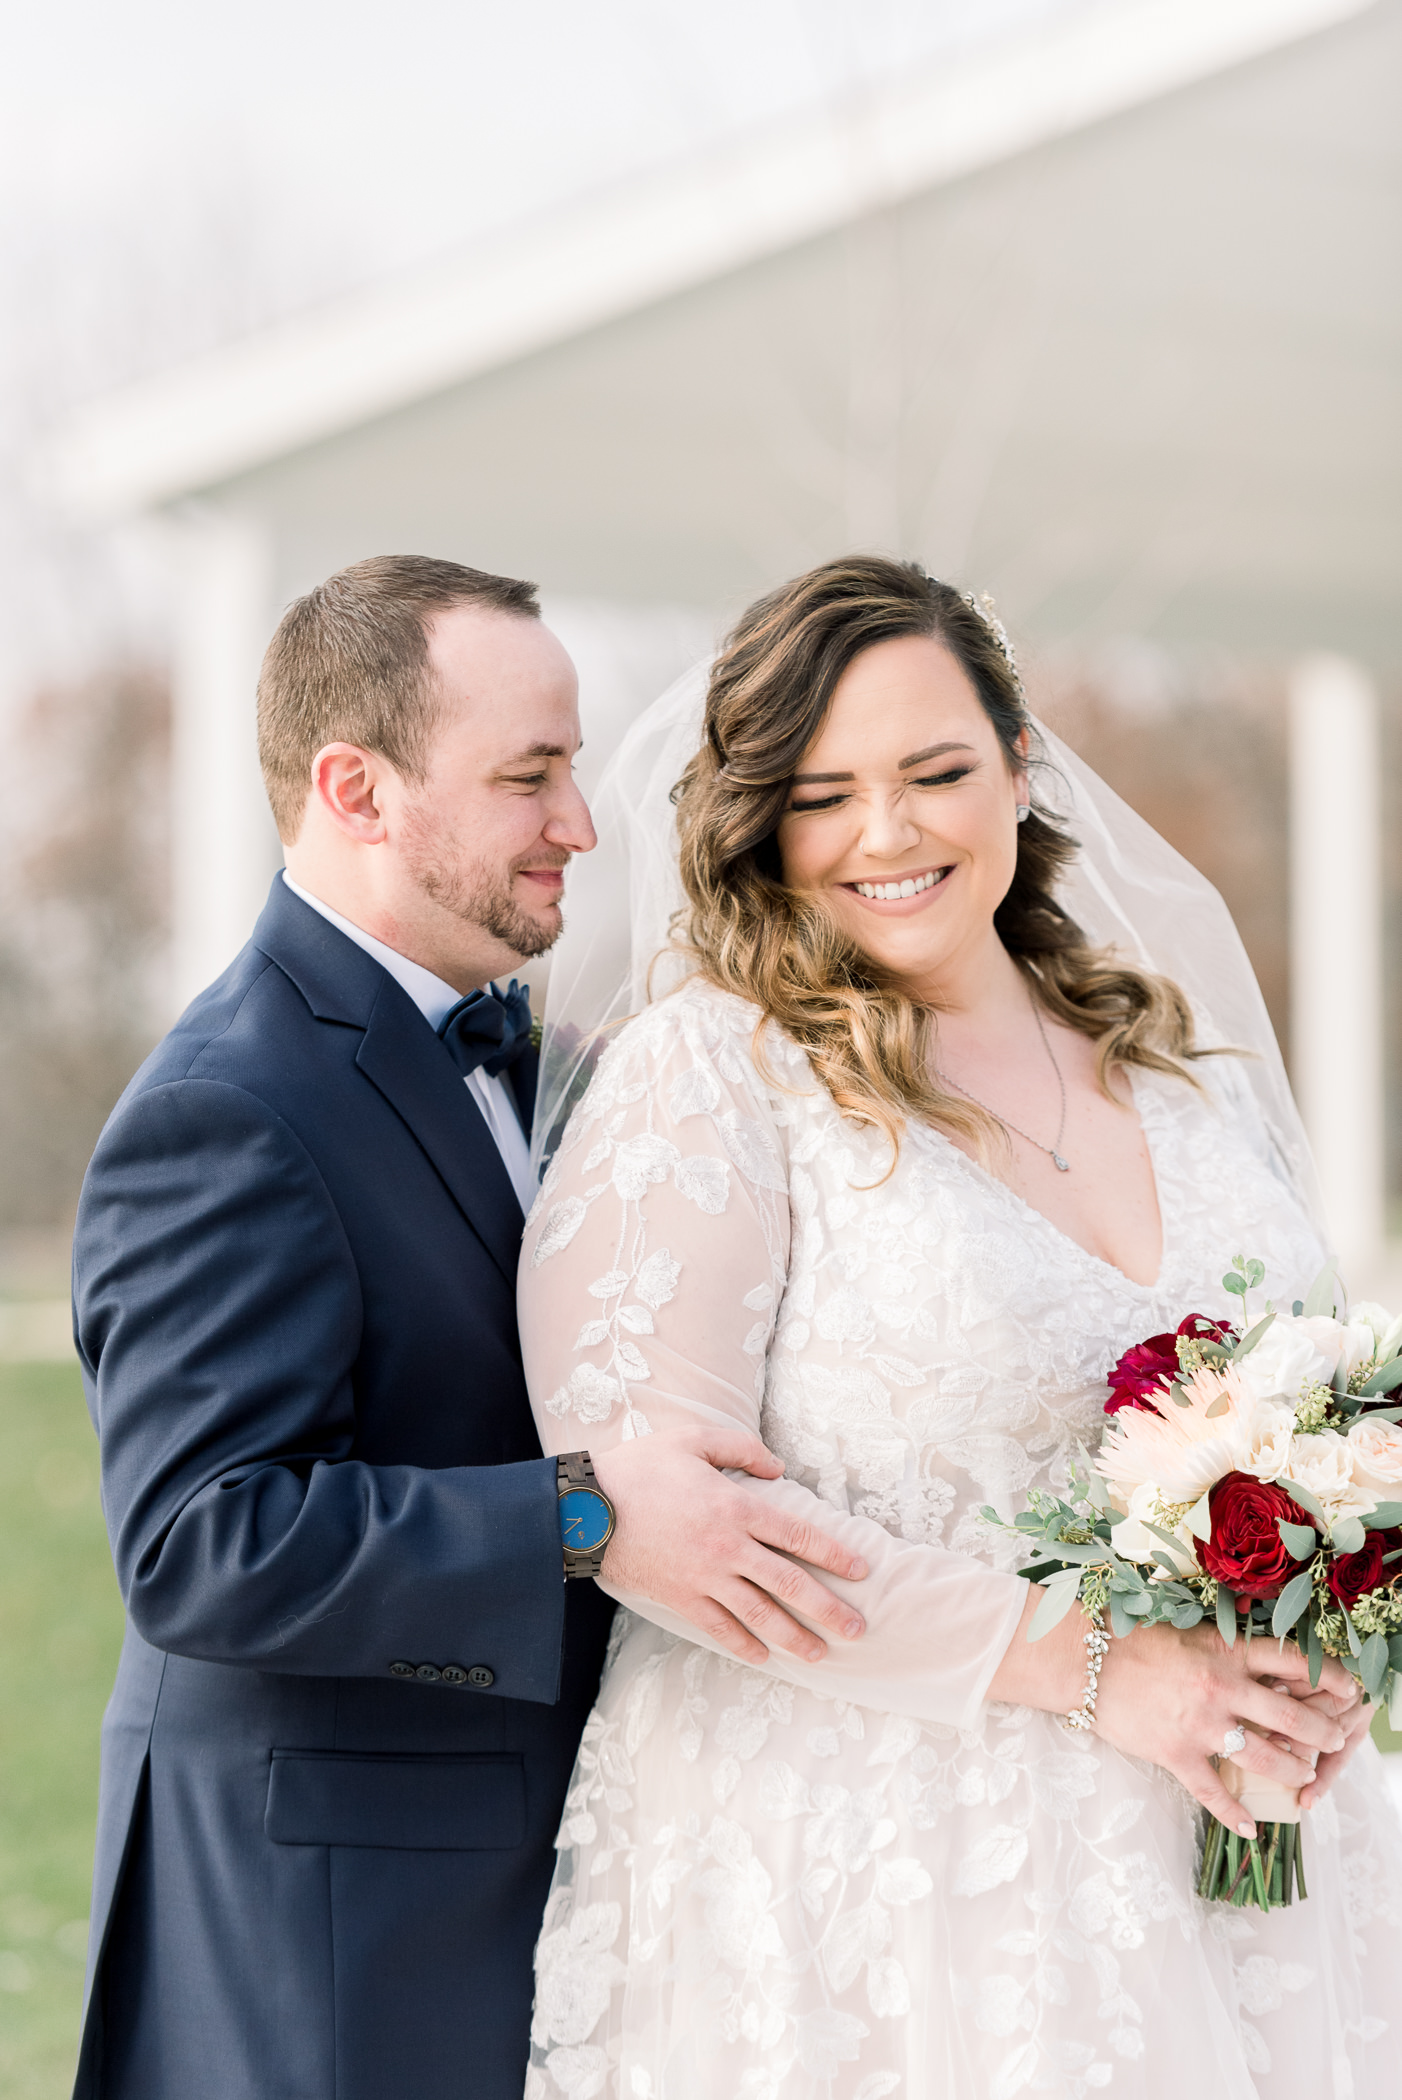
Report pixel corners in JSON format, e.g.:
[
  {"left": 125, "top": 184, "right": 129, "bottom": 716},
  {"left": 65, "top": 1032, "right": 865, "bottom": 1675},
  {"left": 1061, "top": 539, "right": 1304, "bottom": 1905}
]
[{"left": 988, "top": 1259, "right": 1402, "bottom": 1911}]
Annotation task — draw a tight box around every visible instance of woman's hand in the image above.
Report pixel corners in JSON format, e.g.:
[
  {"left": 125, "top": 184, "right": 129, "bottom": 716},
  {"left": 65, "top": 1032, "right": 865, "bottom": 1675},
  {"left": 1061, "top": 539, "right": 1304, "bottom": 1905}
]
[
  {"left": 988, "top": 1587, "right": 1356, "bottom": 1832},
  {"left": 1091, "top": 1620, "right": 1354, "bottom": 1832},
  {"left": 1289, "top": 1680, "right": 1373, "bottom": 1810}
]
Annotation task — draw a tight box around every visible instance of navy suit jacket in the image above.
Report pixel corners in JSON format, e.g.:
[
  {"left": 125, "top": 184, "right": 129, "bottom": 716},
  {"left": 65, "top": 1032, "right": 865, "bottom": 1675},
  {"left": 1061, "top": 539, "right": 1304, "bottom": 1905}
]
[{"left": 71, "top": 876, "right": 613, "bottom": 2100}]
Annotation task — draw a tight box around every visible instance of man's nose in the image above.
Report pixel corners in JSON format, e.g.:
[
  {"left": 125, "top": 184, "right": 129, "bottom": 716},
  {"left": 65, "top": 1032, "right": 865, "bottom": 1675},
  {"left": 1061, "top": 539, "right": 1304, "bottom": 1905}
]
[{"left": 545, "top": 778, "right": 597, "bottom": 856}]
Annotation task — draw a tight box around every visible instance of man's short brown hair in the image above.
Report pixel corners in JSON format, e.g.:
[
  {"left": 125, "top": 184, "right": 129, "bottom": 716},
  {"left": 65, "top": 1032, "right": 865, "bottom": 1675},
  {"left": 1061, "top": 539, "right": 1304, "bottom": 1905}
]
[{"left": 256, "top": 555, "right": 540, "bottom": 841}]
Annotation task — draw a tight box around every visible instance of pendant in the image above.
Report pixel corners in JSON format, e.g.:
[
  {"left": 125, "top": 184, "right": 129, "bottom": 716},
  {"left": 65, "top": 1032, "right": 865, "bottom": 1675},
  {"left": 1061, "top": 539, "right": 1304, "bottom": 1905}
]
[{"left": 1052, "top": 1152, "right": 1070, "bottom": 1172}]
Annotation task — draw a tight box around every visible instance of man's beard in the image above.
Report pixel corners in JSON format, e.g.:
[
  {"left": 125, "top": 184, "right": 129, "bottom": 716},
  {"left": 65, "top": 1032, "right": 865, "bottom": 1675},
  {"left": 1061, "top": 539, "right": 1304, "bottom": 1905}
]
[{"left": 402, "top": 807, "right": 565, "bottom": 961}]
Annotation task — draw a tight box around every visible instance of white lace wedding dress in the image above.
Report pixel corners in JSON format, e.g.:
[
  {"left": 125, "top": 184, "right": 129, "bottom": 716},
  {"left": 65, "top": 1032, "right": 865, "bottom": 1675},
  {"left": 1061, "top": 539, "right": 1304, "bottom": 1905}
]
[{"left": 518, "top": 978, "right": 1402, "bottom": 2100}]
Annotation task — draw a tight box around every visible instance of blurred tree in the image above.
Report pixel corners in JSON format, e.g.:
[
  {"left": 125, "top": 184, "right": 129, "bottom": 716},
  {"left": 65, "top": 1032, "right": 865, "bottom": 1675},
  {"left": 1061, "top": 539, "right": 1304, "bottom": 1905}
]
[
  {"left": 0, "top": 666, "right": 168, "bottom": 1227},
  {"left": 1031, "top": 654, "right": 1290, "bottom": 1059}
]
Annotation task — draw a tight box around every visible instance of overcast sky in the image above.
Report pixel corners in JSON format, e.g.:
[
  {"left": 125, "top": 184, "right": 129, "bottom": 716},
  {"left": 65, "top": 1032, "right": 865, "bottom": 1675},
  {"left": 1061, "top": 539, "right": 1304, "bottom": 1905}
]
[{"left": 0, "top": 0, "right": 1072, "bottom": 699}]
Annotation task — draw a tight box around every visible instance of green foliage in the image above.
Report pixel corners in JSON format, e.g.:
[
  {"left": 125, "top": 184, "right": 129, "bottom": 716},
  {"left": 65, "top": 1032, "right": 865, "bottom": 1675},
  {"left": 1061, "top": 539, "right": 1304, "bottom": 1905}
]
[{"left": 0, "top": 1363, "right": 123, "bottom": 2099}]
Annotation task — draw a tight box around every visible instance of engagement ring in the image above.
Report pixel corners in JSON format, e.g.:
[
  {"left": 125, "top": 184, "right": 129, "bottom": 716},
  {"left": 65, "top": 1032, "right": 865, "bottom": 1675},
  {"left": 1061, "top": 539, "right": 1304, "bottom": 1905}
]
[{"left": 1221, "top": 1726, "right": 1247, "bottom": 1757}]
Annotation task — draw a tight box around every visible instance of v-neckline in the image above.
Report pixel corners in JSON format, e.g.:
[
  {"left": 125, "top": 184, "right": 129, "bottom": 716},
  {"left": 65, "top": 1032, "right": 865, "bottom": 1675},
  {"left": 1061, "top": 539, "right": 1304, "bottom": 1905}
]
[{"left": 918, "top": 1068, "right": 1171, "bottom": 1294}]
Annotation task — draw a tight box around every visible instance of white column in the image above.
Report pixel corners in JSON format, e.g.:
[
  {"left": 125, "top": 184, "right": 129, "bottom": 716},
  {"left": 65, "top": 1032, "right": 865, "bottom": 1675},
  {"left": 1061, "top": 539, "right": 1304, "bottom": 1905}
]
[
  {"left": 1289, "top": 654, "right": 1385, "bottom": 1276},
  {"left": 169, "top": 509, "right": 280, "bottom": 1016}
]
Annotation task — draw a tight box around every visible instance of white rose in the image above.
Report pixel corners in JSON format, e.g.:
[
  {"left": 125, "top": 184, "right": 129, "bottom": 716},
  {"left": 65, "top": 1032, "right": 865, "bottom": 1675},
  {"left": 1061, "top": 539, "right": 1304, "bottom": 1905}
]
[
  {"left": 1229, "top": 1400, "right": 1296, "bottom": 1483},
  {"left": 1346, "top": 1418, "right": 1402, "bottom": 1495},
  {"left": 1339, "top": 1318, "right": 1381, "bottom": 1384},
  {"left": 1109, "top": 1481, "right": 1200, "bottom": 1577},
  {"left": 1232, "top": 1315, "right": 1341, "bottom": 1405},
  {"left": 1352, "top": 1302, "right": 1395, "bottom": 1351},
  {"left": 1283, "top": 1429, "right": 1377, "bottom": 1521}
]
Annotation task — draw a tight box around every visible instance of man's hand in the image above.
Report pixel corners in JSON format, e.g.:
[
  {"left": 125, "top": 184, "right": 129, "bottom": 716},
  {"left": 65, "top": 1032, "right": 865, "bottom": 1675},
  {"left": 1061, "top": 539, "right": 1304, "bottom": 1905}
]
[{"left": 589, "top": 1426, "right": 868, "bottom": 1666}]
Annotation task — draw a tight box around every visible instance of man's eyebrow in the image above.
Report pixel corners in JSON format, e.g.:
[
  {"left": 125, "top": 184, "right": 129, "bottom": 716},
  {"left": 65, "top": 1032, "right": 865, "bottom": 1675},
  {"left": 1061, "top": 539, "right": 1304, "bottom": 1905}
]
[
  {"left": 899, "top": 741, "right": 975, "bottom": 768},
  {"left": 498, "top": 743, "right": 571, "bottom": 764}
]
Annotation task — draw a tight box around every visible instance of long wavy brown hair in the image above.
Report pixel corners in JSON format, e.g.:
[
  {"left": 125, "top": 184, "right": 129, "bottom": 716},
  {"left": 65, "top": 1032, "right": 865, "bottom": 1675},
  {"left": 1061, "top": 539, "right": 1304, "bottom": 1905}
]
[{"left": 672, "top": 554, "right": 1208, "bottom": 1162}]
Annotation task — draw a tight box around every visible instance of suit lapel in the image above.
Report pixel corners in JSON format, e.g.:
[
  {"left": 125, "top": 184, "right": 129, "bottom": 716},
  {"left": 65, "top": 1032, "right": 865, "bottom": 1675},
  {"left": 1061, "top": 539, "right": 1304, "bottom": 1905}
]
[
  {"left": 355, "top": 978, "right": 526, "bottom": 1284},
  {"left": 252, "top": 875, "right": 528, "bottom": 1283},
  {"left": 507, "top": 1044, "right": 539, "bottom": 1137}
]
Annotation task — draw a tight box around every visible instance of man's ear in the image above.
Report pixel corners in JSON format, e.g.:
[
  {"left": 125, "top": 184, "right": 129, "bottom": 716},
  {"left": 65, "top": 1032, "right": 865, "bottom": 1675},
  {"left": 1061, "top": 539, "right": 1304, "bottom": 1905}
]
[{"left": 308, "top": 743, "right": 390, "bottom": 844}]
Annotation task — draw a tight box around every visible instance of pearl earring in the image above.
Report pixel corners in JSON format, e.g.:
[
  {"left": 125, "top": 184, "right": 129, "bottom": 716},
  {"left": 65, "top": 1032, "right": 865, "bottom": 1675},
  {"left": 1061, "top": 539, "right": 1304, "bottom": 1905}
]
[{"left": 1015, "top": 804, "right": 1031, "bottom": 824}]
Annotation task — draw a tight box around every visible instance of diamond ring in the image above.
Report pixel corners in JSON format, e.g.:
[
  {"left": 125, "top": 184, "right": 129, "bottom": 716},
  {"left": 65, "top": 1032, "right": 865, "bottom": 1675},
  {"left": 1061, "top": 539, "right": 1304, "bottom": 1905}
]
[{"left": 1221, "top": 1726, "right": 1248, "bottom": 1757}]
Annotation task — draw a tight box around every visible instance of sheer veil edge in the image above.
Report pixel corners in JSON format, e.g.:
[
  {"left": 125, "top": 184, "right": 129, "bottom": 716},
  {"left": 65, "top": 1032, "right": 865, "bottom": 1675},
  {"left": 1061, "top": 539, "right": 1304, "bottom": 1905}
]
[{"left": 533, "top": 661, "right": 1325, "bottom": 1244}]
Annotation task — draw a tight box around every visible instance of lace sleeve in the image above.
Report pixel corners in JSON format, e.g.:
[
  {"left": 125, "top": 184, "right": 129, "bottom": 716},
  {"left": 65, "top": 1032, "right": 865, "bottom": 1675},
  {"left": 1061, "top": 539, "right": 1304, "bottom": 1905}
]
[{"left": 518, "top": 989, "right": 1027, "bottom": 1729}]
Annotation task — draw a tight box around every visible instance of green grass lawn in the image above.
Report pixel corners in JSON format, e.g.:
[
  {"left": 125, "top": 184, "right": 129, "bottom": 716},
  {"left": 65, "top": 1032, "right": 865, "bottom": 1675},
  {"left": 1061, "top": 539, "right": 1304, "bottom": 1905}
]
[{"left": 0, "top": 1361, "right": 124, "bottom": 2100}]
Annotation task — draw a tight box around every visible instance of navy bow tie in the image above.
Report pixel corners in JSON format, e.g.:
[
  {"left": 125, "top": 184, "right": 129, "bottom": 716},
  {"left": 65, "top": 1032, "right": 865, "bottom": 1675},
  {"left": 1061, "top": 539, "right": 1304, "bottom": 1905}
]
[{"left": 437, "top": 981, "right": 534, "bottom": 1080}]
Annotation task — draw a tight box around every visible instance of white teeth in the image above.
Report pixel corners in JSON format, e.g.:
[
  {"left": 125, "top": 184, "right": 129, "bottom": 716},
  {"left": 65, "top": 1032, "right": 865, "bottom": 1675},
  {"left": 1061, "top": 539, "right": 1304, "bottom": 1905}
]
[{"left": 854, "top": 870, "right": 942, "bottom": 900}]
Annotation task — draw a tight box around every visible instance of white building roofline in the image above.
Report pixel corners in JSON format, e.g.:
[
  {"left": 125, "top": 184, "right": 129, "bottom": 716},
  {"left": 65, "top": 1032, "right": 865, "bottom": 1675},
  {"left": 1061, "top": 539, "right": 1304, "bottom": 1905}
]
[{"left": 46, "top": 0, "right": 1371, "bottom": 520}]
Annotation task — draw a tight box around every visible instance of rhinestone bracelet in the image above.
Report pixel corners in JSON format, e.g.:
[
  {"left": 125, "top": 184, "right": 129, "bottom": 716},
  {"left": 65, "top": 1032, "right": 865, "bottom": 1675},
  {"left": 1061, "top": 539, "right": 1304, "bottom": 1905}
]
[{"left": 1064, "top": 1608, "right": 1109, "bottom": 1732}]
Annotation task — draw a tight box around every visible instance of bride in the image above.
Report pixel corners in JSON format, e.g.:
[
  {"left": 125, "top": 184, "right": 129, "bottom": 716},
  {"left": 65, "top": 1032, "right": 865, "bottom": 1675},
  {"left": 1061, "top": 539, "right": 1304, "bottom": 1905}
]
[{"left": 518, "top": 555, "right": 1400, "bottom": 2098}]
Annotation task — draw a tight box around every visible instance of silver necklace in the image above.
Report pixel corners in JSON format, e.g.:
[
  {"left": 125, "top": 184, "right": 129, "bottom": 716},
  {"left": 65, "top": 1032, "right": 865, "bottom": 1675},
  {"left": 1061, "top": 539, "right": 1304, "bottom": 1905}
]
[{"left": 935, "top": 998, "right": 1071, "bottom": 1172}]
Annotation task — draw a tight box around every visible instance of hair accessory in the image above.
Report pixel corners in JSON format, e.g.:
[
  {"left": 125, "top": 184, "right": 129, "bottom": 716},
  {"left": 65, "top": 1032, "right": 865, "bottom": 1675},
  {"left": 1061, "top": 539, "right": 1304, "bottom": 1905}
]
[
  {"left": 961, "top": 589, "right": 1024, "bottom": 697},
  {"left": 1015, "top": 803, "right": 1031, "bottom": 824},
  {"left": 1065, "top": 1608, "right": 1108, "bottom": 1731}
]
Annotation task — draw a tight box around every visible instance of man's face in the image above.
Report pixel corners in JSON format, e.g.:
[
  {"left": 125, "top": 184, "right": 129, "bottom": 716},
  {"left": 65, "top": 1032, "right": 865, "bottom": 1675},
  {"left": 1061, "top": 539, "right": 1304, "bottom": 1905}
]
[{"left": 390, "top": 606, "right": 595, "bottom": 985}]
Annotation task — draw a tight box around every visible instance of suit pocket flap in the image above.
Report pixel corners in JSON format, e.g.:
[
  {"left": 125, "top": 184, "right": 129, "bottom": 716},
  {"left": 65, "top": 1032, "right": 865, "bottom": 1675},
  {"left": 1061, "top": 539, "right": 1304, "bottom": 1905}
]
[{"left": 266, "top": 1751, "right": 525, "bottom": 1850}]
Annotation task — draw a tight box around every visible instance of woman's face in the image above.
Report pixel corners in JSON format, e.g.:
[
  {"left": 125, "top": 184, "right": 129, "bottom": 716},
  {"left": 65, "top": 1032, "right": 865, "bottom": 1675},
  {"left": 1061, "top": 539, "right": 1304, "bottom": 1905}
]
[{"left": 774, "top": 634, "right": 1026, "bottom": 999}]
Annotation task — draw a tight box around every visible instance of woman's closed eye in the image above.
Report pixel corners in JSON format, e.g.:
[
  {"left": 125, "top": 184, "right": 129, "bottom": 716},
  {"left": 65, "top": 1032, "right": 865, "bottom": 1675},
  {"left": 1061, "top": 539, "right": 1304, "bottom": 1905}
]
[{"left": 787, "top": 764, "right": 974, "bottom": 813}]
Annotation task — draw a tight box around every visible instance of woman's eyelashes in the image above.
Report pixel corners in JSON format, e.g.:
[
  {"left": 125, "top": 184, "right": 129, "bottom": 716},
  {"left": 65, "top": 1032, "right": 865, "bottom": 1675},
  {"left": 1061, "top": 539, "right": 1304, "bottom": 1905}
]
[{"left": 786, "top": 764, "right": 975, "bottom": 814}]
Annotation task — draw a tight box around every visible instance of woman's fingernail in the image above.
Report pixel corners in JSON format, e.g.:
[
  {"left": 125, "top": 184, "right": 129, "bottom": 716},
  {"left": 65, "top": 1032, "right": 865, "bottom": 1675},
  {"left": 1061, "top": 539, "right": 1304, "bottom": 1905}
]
[
  {"left": 1238, "top": 1822, "right": 1257, "bottom": 1839},
  {"left": 844, "top": 1617, "right": 864, "bottom": 1638},
  {"left": 848, "top": 1560, "right": 868, "bottom": 1580}
]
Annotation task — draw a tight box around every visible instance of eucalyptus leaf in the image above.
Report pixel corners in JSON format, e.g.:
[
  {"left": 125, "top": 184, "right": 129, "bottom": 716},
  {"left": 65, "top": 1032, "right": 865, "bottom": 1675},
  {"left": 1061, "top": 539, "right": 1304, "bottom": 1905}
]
[
  {"left": 1331, "top": 1515, "right": 1367, "bottom": 1556},
  {"left": 1388, "top": 1633, "right": 1402, "bottom": 1671},
  {"left": 1216, "top": 1584, "right": 1238, "bottom": 1647},
  {"left": 1360, "top": 1359, "right": 1402, "bottom": 1399},
  {"left": 1170, "top": 1604, "right": 1205, "bottom": 1629},
  {"left": 1143, "top": 1520, "right": 1189, "bottom": 1552},
  {"left": 1223, "top": 1273, "right": 1247, "bottom": 1298},
  {"left": 1109, "top": 1590, "right": 1136, "bottom": 1640},
  {"left": 1186, "top": 1491, "right": 1213, "bottom": 1542},
  {"left": 1280, "top": 1478, "right": 1328, "bottom": 1528},
  {"left": 1027, "top": 1571, "right": 1082, "bottom": 1642},
  {"left": 1343, "top": 1607, "right": 1363, "bottom": 1659},
  {"left": 1307, "top": 1615, "right": 1324, "bottom": 1688},
  {"left": 1246, "top": 1259, "right": 1265, "bottom": 1289},
  {"left": 1302, "top": 1262, "right": 1339, "bottom": 1319},
  {"left": 1271, "top": 1569, "right": 1314, "bottom": 1638},
  {"left": 1231, "top": 1313, "right": 1276, "bottom": 1363},
  {"left": 1363, "top": 1502, "right": 1402, "bottom": 1529},
  {"left": 1361, "top": 1631, "right": 1390, "bottom": 1700},
  {"left": 1121, "top": 1591, "right": 1154, "bottom": 1616},
  {"left": 1276, "top": 1520, "right": 1317, "bottom": 1560}
]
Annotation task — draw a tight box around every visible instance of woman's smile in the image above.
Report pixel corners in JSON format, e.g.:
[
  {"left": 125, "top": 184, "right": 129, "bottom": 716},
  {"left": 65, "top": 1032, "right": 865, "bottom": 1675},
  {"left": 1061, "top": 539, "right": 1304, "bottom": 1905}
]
[{"left": 841, "top": 863, "right": 955, "bottom": 910}]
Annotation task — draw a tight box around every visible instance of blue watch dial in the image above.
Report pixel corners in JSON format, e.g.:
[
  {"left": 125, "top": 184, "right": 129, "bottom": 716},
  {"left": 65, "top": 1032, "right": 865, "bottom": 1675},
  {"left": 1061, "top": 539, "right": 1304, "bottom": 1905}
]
[{"left": 559, "top": 1486, "right": 613, "bottom": 1555}]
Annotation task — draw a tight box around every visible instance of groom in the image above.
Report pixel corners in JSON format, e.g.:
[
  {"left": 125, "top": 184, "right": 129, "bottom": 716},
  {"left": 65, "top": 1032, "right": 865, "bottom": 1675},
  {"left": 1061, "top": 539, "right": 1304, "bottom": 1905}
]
[{"left": 71, "top": 557, "right": 868, "bottom": 2100}]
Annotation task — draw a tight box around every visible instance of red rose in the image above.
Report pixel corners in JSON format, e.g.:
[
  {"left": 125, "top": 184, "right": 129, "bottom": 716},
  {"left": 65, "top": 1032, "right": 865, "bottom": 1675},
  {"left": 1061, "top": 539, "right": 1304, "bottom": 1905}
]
[
  {"left": 1177, "top": 1314, "right": 1234, "bottom": 1348},
  {"left": 1328, "top": 1531, "right": 1398, "bottom": 1612},
  {"left": 1106, "top": 1315, "right": 1231, "bottom": 1415},
  {"left": 1201, "top": 1473, "right": 1314, "bottom": 1601},
  {"left": 1106, "top": 1333, "right": 1179, "bottom": 1414}
]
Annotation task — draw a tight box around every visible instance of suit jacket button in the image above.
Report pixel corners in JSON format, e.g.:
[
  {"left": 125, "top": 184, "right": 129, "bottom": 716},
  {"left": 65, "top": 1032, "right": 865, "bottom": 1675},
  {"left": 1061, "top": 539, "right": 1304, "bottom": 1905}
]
[
  {"left": 415, "top": 1663, "right": 442, "bottom": 1683},
  {"left": 466, "top": 1665, "right": 495, "bottom": 1690},
  {"left": 440, "top": 1665, "right": 468, "bottom": 1687},
  {"left": 389, "top": 1661, "right": 415, "bottom": 1679}
]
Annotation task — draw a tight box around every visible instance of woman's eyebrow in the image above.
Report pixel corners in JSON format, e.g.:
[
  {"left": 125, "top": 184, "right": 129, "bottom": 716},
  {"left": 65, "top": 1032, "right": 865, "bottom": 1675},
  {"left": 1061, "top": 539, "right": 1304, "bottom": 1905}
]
[
  {"left": 899, "top": 741, "right": 975, "bottom": 768},
  {"left": 791, "top": 740, "right": 976, "bottom": 785}
]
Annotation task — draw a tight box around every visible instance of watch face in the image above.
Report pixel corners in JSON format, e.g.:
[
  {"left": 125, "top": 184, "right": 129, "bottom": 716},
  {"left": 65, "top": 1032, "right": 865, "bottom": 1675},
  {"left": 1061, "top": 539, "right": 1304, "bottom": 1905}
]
[{"left": 559, "top": 1486, "right": 614, "bottom": 1556}]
